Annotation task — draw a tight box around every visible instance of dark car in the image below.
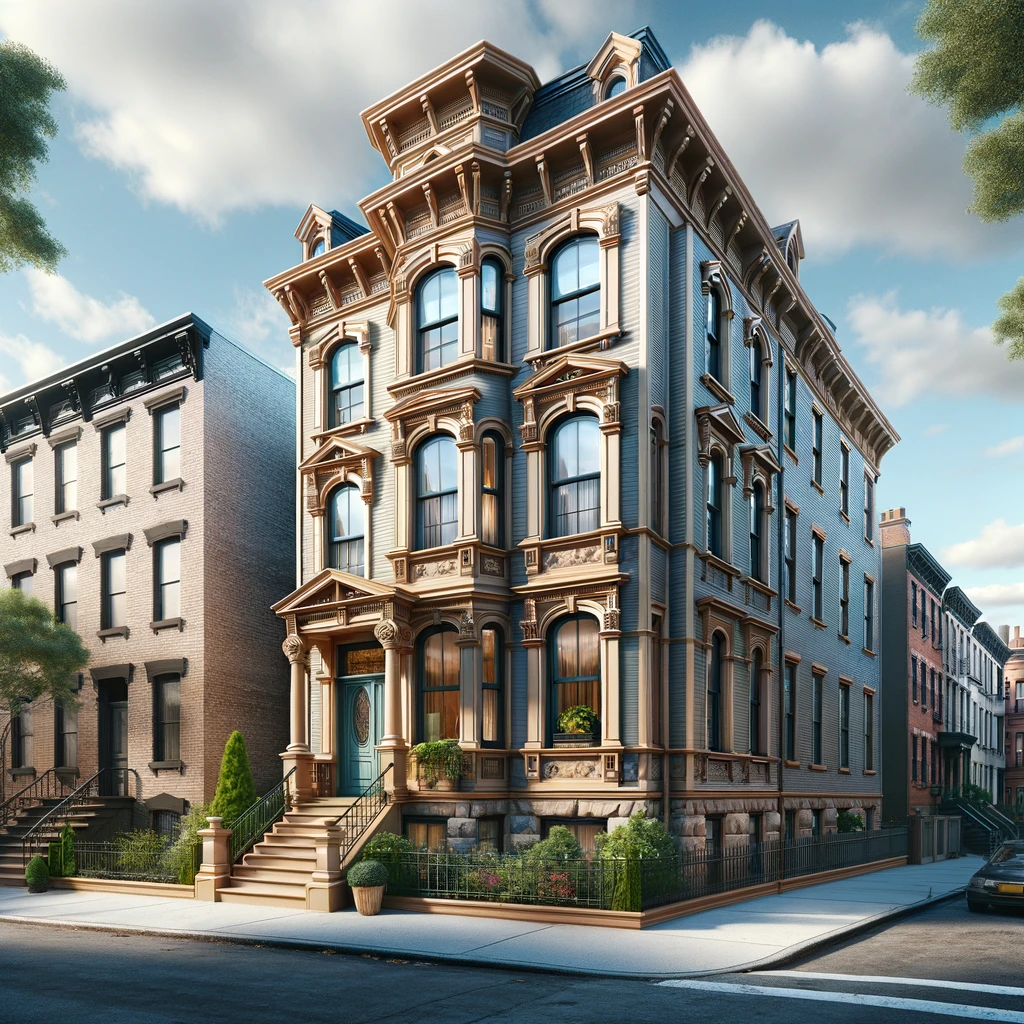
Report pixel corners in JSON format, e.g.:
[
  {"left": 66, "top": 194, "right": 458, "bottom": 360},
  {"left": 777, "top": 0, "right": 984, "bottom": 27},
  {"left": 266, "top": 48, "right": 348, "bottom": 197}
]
[{"left": 966, "top": 840, "right": 1024, "bottom": 912}]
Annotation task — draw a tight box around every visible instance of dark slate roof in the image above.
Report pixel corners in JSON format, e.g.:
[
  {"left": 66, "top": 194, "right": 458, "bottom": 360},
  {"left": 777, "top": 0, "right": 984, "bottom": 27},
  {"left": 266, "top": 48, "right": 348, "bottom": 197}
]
[
  {"left": 974, "top": 621, "right": 1013, "bottom": 665},
  {"left": 945, "top": 585, "right": 982, "bottom": 627},
  {"left": 907, "top": 543, "right": 952, "bottom": 598},
  {"left": 521, "top": 27, "right": 671, "bottom": 142},
  {"left": 328, "top": 210, "right": 369, "bottom": 246}
]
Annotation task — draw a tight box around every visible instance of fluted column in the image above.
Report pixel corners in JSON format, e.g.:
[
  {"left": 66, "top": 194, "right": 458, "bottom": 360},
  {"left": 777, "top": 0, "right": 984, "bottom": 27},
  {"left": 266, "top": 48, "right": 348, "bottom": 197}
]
[{"left": 374, "top": 618, "right": 412, "bottom": 798}]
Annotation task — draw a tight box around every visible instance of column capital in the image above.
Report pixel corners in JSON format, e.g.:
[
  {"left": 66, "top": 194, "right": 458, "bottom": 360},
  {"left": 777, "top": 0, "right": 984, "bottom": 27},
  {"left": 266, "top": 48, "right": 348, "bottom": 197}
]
[
  {"left": 282, "top": 634, "right": 307, "bottom": 665},
  {"left": 375, "top": 618, "right": 413, "bottom": 651}
]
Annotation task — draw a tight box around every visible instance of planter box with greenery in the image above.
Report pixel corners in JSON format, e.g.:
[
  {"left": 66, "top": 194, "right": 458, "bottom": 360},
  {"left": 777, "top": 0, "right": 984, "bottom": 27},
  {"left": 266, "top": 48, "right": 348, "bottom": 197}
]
[
  {"left": 347, "top": 858, "right": 388, "bottom": 916},
  {"left": 553, "top": 705, "right": 598, "bottom": 748},
  {"left": 411, "top": 739, "right": 469, "bottom": 791},
  {"left": 25, "top": 855, "right": 49, "bottom": 893}
]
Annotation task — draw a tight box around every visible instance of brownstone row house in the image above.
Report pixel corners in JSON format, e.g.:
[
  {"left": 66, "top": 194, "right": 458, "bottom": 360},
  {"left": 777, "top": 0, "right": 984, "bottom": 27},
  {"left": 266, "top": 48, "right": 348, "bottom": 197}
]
[
  {"left": 1003, "top": 625, "right": 1024, "bottom": 807},
  {"left": 0, "top": 316, "right": 295, "bottom": 830}
]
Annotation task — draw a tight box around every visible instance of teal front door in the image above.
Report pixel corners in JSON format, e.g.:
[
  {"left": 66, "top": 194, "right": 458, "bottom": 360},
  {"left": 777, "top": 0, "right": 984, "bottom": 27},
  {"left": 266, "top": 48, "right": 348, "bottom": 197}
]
[{"left": 339, "top": 675, "right": 383, "bottom": 795}]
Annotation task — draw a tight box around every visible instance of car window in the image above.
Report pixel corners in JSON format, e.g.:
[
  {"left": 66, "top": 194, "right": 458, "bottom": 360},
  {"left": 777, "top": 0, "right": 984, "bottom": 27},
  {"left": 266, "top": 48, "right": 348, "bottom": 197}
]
[{"left": 990, "top": 845, "right": 1024, "bottom": 864}]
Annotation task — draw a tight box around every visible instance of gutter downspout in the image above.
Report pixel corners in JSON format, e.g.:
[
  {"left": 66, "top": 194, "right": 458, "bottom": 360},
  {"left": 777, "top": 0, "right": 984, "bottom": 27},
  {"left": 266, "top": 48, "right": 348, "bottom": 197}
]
[{"left": 776, "top": 345, "right": 786, "bottom": 864}]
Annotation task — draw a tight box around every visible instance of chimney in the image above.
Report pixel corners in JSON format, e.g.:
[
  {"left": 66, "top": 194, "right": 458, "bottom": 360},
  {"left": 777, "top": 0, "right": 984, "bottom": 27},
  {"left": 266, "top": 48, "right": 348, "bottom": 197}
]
[
  {"left": 999, "top": 624, "right": 1010, "bottom": 644},
  {"left": 879, "top": 507, "right": 911, "bottom": 548},
  {"left": 1012, "top": 625, "right": 1023, "bottom": 650}
]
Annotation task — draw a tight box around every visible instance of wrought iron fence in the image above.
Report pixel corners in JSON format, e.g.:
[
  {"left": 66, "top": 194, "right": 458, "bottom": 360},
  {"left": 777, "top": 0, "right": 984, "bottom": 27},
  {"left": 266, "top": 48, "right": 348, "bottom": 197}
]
[
  {"left": 229, "top": 766, "right": 296, "bottom": 863},
  {"left": 0, "top": 768, "right": 73, "bottom": 828},
  {"left": 381, "top": 827, "right": 910, "bottom": 913},
  {"left": 72, "top": 838, "right": 201, "bottom": 884}
]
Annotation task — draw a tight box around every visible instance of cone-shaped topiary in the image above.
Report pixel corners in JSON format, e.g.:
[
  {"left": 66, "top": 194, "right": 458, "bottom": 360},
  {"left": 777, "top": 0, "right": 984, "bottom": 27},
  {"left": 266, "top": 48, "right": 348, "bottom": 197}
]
[
  {"left": 25, "top": 855, "right": 49, "bottom": 893},
  {"left": 208, "top": 731, "right": 258, "bottom": 825},
  {"left": 59, "top": 822, "right": 75, "bottom": 878}
]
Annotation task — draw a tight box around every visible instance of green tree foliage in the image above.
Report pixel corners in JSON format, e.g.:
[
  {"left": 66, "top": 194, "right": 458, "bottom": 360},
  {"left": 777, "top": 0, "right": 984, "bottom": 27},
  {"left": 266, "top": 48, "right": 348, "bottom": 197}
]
[
  {"left": 208, "top": 731, "right": 258, "bottom": 825},
  {"left": 25, "top": 854, "right": 49, "bottom": 891},
  {"left": 0, "top": 41, "right": 67, "bottom": 273},
  {"left": 0, "top": 588, "right": 87, "bottom": 716},
  {"left": 911, "top": 1, "right": 1024, "bottom": 357},
  {"left": 836, "top": 810, "right": 864, "bottom": 833},
  {"left": 524, "top": 825, "right": 582, "bottom": 862},
  {"left": 594, "top": 813, "right": 677, "bottom": 860}
]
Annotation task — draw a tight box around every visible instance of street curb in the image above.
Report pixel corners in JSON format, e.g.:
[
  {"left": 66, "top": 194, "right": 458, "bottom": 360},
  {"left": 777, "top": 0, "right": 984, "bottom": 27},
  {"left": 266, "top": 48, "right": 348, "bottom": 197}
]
[{"left": 0, "top": 885, "right": 968, "bottom": 981}]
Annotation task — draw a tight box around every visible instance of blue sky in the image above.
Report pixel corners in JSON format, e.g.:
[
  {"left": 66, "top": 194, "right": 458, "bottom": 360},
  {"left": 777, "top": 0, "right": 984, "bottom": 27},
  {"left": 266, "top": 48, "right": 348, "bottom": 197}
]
[{"left": 1, "top": 0, "right": 1022, "bottom": 628}]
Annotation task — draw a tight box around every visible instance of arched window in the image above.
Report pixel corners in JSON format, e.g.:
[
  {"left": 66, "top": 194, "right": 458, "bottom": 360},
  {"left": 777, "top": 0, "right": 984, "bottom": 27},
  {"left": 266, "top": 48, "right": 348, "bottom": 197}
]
[
  {"left": 328, "top": 484, "right": 364, "bottom": 575},
  {"left": 481, "top": 625, "right": 504, "bottom": 747},
  {"left": 481, "top": 432, "right": 504, "bottom": 548},
  {"left": 551, "top": 616, "right": 600, "bottom": 736},
  {"left": 310, "top": 238, "right": 325, "bottom": 259},
  {"left": 550, "top": 236, "right": 600, "bottom": 349},
  {"left": 749, "top": 481, "right": 765, "bottom": 582},
  {"left": 707, "top": 452, "right": 723, "bottom": 558},
  {"left": 706, "top": 289, "right": 722, "bottom": 380},
  {"left": 419, "top": 626, "right": 460, "bottom": 742},
  {"left": 329, "top": 343, "right": 364, "bottom": 427},
  {"left": 416, "top": 436, "right": 458, "bottom": 549},
  {"left": 481, "top": 258, "right": 504, "bottom": 362},
  {"left": 749, "top": 339, "right": 763, "bottom": 421},
  {"left": 549, "top": 415, "right": 600, "bottom": 538},
  {"left": 750, "top": 648, "right": 762, "bottom": 754},
  {"left": 604, "top": 75, "right": 627, "bottom": 99},
  {"left": 416, "top": 267, "right": 459, "bottom": 372},
  {"left": 708, "top": 632, "right": 725, "bottom": 752}
]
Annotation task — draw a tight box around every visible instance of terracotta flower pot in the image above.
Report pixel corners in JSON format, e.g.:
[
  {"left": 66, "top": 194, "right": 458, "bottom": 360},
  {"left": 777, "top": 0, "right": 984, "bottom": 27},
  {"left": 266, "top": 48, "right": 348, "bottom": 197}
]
[{"left": 352, "top": 884, "right": 385, "bottom": 916}]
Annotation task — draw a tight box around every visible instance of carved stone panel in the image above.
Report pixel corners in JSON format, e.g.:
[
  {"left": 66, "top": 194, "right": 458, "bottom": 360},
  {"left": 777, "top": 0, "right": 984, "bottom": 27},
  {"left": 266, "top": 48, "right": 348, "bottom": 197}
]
[{"left": 542, "top": 759, "right": 599, "bottom": 780}]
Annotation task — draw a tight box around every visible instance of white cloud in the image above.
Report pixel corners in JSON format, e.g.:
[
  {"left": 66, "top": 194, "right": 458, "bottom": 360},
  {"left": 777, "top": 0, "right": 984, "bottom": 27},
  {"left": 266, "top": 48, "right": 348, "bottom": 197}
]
[
  {"left": 679, "top": 21, "right": 1020, "bottom": 258},
  {"left": 0, "top": 0, "right": 630, "bottom": 223},
  {"left": 0, "top": 333, "right": 66, "bottom": 391},
  {"left": 964, "top": 583, "right": 1024, "bottom": 610},
  {"left": 985, "top": 436, "right": 1024, "bottom": 458},
  {"left": 846, "top": 292, "right": 1024, "bottom": 406},
  {"left": 25, "top": 269, "right": 155, "bottom": 343},
  {"left": 943, "top": 519, "right": 1024, "bottom": 570},
  {"left": 216, "top": 287, "right": 295, "bottom": 377},
  {"left": 924, "top": 423, "right": 949, "bottom": 438}
]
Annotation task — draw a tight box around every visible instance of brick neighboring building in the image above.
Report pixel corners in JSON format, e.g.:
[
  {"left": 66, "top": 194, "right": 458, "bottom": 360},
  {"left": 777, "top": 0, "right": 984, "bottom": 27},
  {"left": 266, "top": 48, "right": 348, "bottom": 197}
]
[
  {"left": 1001, "top": 624, "right": 1024, "bottom": 807},
  {"left": 879, "top": 508, "right": 950, "bottom": 820},
  {"left": 0, "top": 315, "right": 295, "bottom": 829}
]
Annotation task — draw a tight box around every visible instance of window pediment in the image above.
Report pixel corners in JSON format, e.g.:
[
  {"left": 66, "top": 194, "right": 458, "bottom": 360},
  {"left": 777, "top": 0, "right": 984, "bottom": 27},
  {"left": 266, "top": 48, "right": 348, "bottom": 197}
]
[
  {"left": 739, "top": 444, "right": 781, "bottom": 504},
  {"left": 273, "top": 567, "right": 399, "bottom": 620},
  {"left": 299, "top": 436, "right": 379, "bottom": 509},
  {"left": 695, "top": 404, "right": 745, "bottom": 466},
  {"left": 384, "top": 385, "right": 480, "bottom": 463}
]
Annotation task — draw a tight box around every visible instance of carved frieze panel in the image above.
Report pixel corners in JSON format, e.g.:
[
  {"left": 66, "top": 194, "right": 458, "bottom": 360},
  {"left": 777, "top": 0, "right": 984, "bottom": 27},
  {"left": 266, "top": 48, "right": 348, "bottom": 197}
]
[{"left": 542, "top": 759, "right": 599, "bottom": 780}]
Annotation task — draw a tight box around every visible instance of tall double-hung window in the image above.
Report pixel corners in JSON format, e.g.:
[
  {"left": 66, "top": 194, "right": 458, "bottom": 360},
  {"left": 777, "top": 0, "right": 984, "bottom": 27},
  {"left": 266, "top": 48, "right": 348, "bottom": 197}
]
[
  {"left": 329, "top": 344, "right": 364, "bottom": 426},
  {"left": 328, "top": 484, "right": 364, "bottom": 575},
  {"left": 549, "top": 416, "right": 600, "bottom": 538},
  {"left": 417, "top": 436, "right": 458, "bottom": 549},
  {"left": 417, "top": 268, "right": 459, "bottom": 372},
  {"left": 550, "top": 237, "right": 599, "bottom": 349}
]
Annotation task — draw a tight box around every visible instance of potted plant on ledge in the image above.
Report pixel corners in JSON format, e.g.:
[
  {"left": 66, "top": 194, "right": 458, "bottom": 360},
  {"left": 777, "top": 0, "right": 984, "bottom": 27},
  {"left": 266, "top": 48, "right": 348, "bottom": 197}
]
[
  {"left": 411, "top": 739, "right": 470, "bottom": 791},
  {"left": 553, "top": 705, "right": 598, "bottom": 748},
  {"left": 347, "top": 859, "right": 388, "bottom": 916}
]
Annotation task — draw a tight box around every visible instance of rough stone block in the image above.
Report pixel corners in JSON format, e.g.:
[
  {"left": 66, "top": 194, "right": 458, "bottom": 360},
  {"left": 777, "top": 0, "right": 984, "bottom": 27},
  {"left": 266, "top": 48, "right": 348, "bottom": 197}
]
[
  {"left": 724, "top": 813, "right": 747, "bottom": 835},
  {"left": 605, "top": 816, "right": 630, "bottom": 833},
  {"left": 447, "top": 817, "right": 477, "bottom": 839},
  {"left": 447, "top": 838, "right": 476, "bottom": 855},
  {"left": 509, "top": 815, "right": 538, "bottom": 834},
  {"left": 509, "top": 833, "right": 540, "bottom": 851}
]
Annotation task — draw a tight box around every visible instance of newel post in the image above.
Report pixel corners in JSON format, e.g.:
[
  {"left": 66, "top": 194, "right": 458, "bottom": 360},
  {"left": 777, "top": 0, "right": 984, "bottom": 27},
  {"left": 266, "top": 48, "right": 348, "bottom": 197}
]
[{"left": 194, "top": 817, "right": 232, "bottom": 901}]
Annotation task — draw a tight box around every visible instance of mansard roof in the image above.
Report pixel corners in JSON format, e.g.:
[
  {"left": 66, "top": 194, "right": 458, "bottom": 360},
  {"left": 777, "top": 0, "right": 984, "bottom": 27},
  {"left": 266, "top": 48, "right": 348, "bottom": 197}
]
[
  {"left": 945, "top": 585, "right": 982, "bottom": 627},
  {"left": 906, "top": 542, "right": 952, "bottom": 598}
]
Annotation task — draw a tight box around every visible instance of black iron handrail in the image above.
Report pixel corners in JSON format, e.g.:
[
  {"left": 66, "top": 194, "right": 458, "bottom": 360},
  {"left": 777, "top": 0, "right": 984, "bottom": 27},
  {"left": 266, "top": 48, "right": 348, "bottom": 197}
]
[
  {"left": 335, "top": 762, "right": 392, "bottom": 865},
  {"left": 0, "top": 768, "right": 73, "bottom": 829},
  {"left": 229, "top": 766, "right": 297, "bottom": 863},
  {"left": 21, "top": 767, "right": 141, "bottom": 865},
  {"left": 0, "top": 718, "right": 12, "bottom": 808}
]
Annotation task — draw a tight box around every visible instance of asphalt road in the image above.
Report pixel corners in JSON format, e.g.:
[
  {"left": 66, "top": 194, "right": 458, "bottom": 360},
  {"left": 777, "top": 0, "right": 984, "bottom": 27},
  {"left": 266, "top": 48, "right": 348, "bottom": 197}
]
[{"left": 0, "top": 897, "right": 1021, "bottom": 1023}]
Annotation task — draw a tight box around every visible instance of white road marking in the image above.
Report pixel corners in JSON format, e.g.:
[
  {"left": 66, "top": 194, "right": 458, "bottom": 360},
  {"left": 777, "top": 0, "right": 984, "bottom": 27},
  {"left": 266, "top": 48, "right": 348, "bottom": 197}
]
[
  {"left": 753, "top": 971, "right": 1024, "bottom": 999},
  {"left": 656, "top": 979, "right": 1024, "bottom": 1022}
]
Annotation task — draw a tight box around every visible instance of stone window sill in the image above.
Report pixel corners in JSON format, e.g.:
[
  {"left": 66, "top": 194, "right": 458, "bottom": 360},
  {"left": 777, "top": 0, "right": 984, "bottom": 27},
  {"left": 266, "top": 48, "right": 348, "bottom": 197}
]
[
  {"left": 51, "top": 510, "right": 80, "bottom": 526},
  {"left": 839, "top": 633, "right": 851, "bottom": 645},
  {"left": 98, "top": 495, "right": 129, "bottom": 512},
  {"left": 150, "top": 617, "right": 184, "bottom": 633},
  {"left": 97, "top": 626, "right": 130, "bottom": 641},
  {"left": 10, "top": 767, "right": 36, "bottom": 779},
  {"left": 812, "top": 481, "right": 824, "bottom": 495},
  {"left": 809, "top": 616, "right": 827, "bottom": 630},
  {"left": 150, "top": 478, "right": 184, "bottom": 497},
  {"left": 863, "top": 769, "right": 877, "bottom": 776},
  {"left": 699, "top": 373, "right": 736, "bottom": 406},
  {"left": 784, "top": 444, "right": 798, "bottom": 465},
  {"left": 148, "top": 760, "right": 184, "bottom": 773},
  {"left": 809, "top": 764, "right": 828, "bottom": 772},
  {"left": 9, "top": 523, "right": 35, "bottom": 538},
  {"left": 840, "top": 510, "right": 851, "bottom": 525},
  {"left": 838, "top": 767, "right": 851, "bottom": 774},
  {"left": 862, "top": 647, "right": 876, "bottom": 658},
  {"left": 785, "top": 599, "right": 801, "bottom": 615},
  {"left": 783, "top": 759, "right": 800, "bottom": 768}
]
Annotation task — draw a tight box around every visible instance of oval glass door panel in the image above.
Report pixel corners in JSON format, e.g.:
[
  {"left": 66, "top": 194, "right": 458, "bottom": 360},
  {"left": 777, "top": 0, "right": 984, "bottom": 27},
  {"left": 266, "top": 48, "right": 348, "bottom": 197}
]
[{"left": 353, "top": 686, "right": 371, "bottom": 746}]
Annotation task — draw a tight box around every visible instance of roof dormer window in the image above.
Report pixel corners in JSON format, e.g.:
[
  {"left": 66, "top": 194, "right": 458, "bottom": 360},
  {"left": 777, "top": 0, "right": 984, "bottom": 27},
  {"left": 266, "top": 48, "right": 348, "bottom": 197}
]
[
  {"left": 603, "top": 75, "right": 627, "bottom": 100},
  {"left": 310, "top": 238, "right": 326, "bottom": 260}
]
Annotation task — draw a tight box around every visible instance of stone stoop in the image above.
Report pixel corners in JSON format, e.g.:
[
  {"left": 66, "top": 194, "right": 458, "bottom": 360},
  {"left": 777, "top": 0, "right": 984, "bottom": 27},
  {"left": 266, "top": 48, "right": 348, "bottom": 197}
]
[
  {"left": 218, "top": 797, "right": 361, "bottom": 911},
  {"left": 0, "top": 798, "right": 124, "bottom": 886}
]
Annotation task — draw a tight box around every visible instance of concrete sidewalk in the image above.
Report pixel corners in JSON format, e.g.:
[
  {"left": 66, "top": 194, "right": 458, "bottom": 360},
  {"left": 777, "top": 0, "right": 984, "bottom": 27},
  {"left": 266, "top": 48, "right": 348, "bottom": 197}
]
[{"left": 0, "top": 856, "right": 980, "bottom": 979}]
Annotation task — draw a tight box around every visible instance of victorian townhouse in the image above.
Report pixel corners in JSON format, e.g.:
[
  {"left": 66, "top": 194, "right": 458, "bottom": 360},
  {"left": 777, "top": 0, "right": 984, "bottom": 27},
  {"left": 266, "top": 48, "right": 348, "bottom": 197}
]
[
  {"left": 263, "top": 28, "right": 898, "bottom": 867},
  {"left": 0, "top": 316, "right": 294, "bottom": 835},
  {"left": 1003, "top": 625, "right": 1024, "bottom": 807}
]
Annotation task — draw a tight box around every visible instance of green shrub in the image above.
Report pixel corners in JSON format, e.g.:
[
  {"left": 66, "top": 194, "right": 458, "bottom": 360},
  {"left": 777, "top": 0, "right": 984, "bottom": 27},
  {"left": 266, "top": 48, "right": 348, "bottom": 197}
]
[
  {"left": 594, "top": 813, "right": 676, "bottom": 861},
  {"left": 25, "top": 855, "right": 49, "bottom": 892},
  {"left": 209, "top": 731, "right": 258, "bottom": 825},
  {"left": 836, "top": 810, "right": 864, "bottom": 833},
  {"left": 556, "top": 704, "right": 597, "bottom": 734},
  {"left": 524, "top": 825, "right": 582, "bottom": 862},
  {"left": 113, "top": 830, "right": 169, "bottom": 876},
  {"left": 410, "top": 740, "right": 469, "bottom": 788},
  {"left": 59, "top": 822, "right": 75, "bottom": 878},
  {"left": 361, "top": 831, "right": 413, "bottom": 863},
  {"left": 347, "top": 859, "right": 388, "bottom": 887},
  {"left": 47, "top": 842, "right": 63, "bottom": 878},
  {"left": 163, "top": 804, "right": 209, "bottom": 886},
  {"left": 961, "top": 783, "right": 992, "bottom": 808}
]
